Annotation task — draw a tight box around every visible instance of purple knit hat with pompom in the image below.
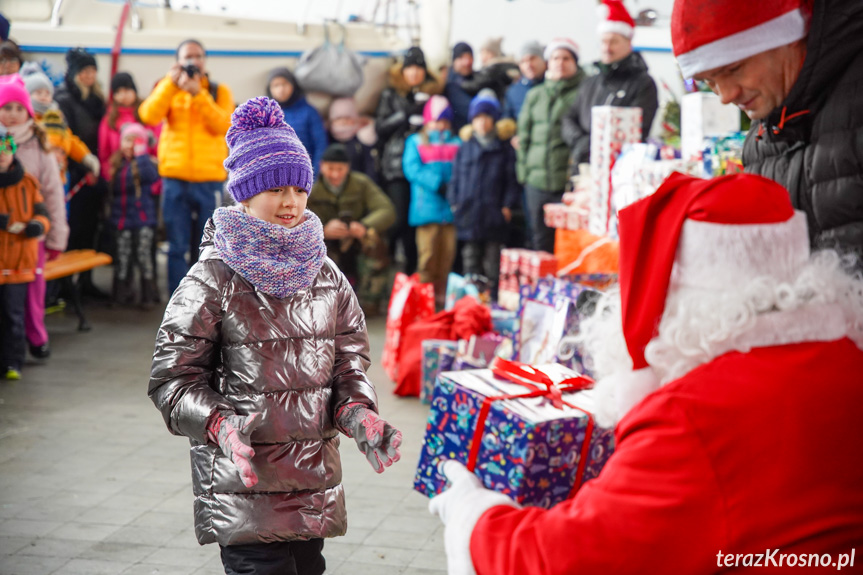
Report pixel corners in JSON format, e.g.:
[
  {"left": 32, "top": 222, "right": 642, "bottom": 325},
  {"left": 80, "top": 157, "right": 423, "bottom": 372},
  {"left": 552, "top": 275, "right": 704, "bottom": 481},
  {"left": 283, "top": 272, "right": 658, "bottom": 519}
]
[{"left": 224, "top": 96, "right": 314, "bottom": 203}]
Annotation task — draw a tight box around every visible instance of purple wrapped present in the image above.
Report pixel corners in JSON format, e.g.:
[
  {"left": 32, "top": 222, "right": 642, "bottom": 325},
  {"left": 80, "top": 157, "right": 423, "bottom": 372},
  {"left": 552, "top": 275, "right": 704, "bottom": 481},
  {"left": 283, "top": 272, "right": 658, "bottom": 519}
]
[
  {"left": 453, "top": 333, "right": 505, "bottom": 370},
  {"left": 414, "top": 360, "right": 615, "bottom": 508},
  {"left": 420, "top": 339, "right": 458, "bottom": 404}
]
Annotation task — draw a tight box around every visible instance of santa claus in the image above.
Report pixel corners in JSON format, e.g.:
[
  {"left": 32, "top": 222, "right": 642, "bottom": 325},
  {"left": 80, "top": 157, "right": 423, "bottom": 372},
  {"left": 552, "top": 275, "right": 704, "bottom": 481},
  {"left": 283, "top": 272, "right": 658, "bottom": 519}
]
[{"left": 429, "top": 172, "right": 863, "bottom": 574}]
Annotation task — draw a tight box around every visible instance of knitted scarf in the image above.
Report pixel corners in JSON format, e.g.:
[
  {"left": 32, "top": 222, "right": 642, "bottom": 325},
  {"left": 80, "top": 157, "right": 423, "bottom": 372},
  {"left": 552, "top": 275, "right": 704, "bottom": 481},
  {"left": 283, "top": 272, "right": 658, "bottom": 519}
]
[{"left": 212, "top": 206, "right": 326, "bottom": 298}]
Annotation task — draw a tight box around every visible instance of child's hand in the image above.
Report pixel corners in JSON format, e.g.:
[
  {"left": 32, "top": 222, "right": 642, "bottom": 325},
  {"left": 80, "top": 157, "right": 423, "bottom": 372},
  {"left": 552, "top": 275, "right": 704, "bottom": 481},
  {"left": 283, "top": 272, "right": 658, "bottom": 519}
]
[
  {"left": 208, "top": 412, "right": 262, "bottom": 487},
  {"left": 501, "top": 207, "right": 512, "bottom": 223},
  {"left": 337, "top": 404, "right": 402, "bottom": 473}
]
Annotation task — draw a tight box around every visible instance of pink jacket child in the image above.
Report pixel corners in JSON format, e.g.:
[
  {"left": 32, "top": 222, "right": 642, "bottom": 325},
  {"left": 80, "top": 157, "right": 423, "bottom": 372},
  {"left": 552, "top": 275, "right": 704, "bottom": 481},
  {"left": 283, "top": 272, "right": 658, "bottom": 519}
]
[
  {"left": 98, "top": 72, "right": 159, "bottom": 180},
  {"left": 0, "top": 73, "right": 67, "bottom": 359}
]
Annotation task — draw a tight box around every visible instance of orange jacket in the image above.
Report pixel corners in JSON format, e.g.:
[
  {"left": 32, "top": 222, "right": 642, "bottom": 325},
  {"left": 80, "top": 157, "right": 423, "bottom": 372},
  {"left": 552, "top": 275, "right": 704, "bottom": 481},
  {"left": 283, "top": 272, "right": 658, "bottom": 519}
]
[
  {"left": 0, "top": 162, "right": 51, "bottom": 285},
  {"left": 138, "top": 75, "right": 234, "bottom": 182},
  {"left": 40, "top": 108, "right": 91, "bottom": 184}
]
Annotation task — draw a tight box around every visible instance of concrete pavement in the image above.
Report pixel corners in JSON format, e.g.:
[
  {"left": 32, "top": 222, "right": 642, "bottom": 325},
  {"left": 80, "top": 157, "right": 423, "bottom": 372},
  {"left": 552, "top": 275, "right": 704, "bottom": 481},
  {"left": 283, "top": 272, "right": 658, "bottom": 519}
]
[{"left": 0, "top": 267, "right": 447, "bottom": 575}]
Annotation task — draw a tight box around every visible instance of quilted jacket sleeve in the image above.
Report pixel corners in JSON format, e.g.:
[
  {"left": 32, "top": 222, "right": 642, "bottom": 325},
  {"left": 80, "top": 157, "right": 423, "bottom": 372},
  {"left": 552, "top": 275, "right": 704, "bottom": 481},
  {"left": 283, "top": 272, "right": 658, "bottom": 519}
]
[{"left": 148, "top": 262, "right": 235, "bottom": 444}]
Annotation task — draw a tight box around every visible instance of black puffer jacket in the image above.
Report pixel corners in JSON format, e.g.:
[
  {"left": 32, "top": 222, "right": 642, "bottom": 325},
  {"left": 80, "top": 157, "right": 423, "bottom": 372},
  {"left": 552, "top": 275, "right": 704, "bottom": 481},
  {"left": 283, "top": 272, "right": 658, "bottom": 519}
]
[
  {"left": 561, "top": 52, "right": 658, "bottom": 168},
  {"left": 55, "top": 77, "right": 105, "bottom": 156},
  {"left": 742, "top": 0, "right": 863, "bottom": 256},
  {"left": 374, "top": 64, "right": 440, "bottom": 182},
  {"left": 55, "top": 76, "right": 105, "bottom": 183}
]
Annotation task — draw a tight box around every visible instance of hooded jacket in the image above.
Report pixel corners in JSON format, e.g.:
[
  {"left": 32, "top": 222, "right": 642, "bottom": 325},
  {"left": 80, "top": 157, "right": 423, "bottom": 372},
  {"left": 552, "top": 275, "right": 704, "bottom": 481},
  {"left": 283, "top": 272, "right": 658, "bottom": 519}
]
[
  {"left": 449, "top": 119, "right": 520, "bottom": 242},
  {"left": 742, "top": 0, "right": 863, "bottom": 256},
  {"left": 138, "top": 75, "right": 234, "bottom": 183},
  {"left": 0, "top": 160, "right": 50, "bottom": 285},
  {"left": 516, "top": 69, "right": 587, "bottom": 192},
  {"left": 267, "top": 68, "right": 328, "bottom": 173},
  {"left": 374, "top": 63, "right": 441, "bottom": 182},
  {"left": 148, "top": 219, "right": 378, "bottom": 546},
  {"left": 561, "top": 51, "right": 658, "bottom": 168},
  {"left": 402, "top": 129, "right": 461, "bottom": 227}
]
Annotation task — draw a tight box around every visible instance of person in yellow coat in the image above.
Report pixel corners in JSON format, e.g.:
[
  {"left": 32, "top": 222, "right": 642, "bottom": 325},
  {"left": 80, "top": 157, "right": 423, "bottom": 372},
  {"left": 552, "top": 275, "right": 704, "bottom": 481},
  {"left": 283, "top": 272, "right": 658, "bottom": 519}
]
[{"left": 138, "top": 38, "right": 235, "bottom": 296}]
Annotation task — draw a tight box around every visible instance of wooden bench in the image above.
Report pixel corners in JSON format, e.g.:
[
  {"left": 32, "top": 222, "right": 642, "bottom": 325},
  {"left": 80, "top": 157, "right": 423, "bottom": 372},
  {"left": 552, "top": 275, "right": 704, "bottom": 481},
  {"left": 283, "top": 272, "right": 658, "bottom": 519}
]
[{"left": 44, "top": 249, "right": 113, "bottom": 332}]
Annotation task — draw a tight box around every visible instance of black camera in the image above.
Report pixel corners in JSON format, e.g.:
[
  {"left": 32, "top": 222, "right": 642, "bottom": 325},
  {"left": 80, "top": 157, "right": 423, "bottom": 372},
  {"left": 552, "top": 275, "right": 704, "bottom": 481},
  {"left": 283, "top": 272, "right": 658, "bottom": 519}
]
[
  {"left": 339, "top": 211, "right": 354, "bottom": 226},
  {"left": 181, "top": 63, "right": 200, "bottom": 77}
]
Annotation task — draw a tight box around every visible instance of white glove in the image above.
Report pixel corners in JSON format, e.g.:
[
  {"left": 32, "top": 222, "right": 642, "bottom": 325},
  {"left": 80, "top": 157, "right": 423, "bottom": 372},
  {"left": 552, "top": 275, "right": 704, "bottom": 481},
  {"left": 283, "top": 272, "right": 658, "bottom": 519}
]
[
  {"left": 82, "top": 153, "right": 100, "bottom": 179},
  {"left": 429, "top": 461, "right": 520, "bottom": 575}
]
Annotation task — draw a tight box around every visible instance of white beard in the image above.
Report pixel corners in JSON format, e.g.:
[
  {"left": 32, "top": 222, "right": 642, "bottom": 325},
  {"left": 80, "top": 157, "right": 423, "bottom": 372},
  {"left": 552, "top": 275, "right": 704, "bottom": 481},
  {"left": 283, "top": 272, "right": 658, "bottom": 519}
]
[{"left": 576, "top": 250, "right": 862, "bottom": 428}]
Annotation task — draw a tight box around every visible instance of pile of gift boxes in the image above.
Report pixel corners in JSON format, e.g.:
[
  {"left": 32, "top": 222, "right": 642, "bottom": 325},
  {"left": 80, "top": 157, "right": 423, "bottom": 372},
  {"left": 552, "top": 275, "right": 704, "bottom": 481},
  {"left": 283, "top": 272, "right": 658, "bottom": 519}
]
[{"left": 411, "top": 267, "right": 618, "bottom": 509}]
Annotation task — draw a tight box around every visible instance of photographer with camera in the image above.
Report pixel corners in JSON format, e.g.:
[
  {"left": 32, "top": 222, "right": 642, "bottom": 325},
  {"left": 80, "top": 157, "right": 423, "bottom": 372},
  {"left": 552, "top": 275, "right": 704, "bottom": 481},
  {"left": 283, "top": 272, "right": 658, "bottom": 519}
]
[
  {"left": 139, "top": 38, "right": 235, "bottom": 298},
  {"left": 308, "top": 144, "right": 396, "bottom": 315}
]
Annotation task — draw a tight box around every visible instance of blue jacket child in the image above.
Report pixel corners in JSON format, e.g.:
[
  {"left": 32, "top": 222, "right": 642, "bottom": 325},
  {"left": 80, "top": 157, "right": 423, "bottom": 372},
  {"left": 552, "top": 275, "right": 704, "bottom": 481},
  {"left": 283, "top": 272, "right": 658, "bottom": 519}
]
[{"left": 402, "top": 101, "right": 461, "bottom": 228}]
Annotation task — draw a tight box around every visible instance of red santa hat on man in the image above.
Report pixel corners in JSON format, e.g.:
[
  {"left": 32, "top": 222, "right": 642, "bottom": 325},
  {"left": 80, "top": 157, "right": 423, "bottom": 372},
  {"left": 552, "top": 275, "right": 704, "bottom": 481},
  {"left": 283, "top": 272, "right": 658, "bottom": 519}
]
[
  {"left": 672, "top": 0, "right": 811, "bottom": 79},
  {"left": 597, "top": 0, "right": 635, "bottom": 39}
]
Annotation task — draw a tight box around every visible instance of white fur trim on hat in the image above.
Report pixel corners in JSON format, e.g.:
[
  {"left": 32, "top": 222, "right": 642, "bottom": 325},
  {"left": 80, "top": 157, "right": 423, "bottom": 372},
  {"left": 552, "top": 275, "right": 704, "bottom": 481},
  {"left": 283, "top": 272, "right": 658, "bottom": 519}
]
[
  {"left": 598, "top": 21, "right": 634, "bottom": 39},
  {"left": 544, "top": 39, "right": 579, "bottom": 61},
  {"left": 676, "top": 8, "right": 807, "bottom": 78},
  {"left": 671, "top": 211, "right": 809, "bottom": 291}
]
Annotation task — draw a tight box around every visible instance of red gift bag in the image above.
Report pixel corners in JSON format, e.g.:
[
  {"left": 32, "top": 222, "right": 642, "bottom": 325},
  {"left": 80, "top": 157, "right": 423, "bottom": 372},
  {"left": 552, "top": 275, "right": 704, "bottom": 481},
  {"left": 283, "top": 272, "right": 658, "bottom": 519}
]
[{"left": 381, "top": 273, "right": 435, "bottom": 382}]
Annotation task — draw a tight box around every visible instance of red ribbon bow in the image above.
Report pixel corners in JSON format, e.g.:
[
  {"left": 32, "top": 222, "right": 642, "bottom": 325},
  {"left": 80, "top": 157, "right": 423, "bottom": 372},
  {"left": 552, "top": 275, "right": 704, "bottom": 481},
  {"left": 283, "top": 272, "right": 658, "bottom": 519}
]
[{"left": 465, "top": 358, "right": 596, "bottom": 500}]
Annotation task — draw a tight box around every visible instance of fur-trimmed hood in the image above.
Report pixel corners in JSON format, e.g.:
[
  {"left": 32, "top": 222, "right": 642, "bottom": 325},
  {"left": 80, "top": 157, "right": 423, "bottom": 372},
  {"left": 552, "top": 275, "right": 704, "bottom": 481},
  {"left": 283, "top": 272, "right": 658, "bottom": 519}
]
[
  {"left": 387, "top": 62, "right": 441, "bottom": 97},
  {"left": 458, "top": 117, "right": 517, "bottom": 142}
]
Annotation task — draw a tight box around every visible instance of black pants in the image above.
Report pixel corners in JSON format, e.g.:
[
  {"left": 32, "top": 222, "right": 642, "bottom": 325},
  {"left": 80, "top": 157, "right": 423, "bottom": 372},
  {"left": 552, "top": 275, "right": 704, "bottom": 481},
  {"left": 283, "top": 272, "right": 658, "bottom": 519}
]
[
  {"left": 0, "top": 282, "right": 29, "bottom": 371},
  {"left": 384, "top": 177, "right": 417, "bottom": 275},
  {"left": 462, "top": 240, "right": 502, "bottom": 293},
  {"left": 524, "top": 184, "right": 563, "bottom": 253},
  {"left": 220, "top": 539, "right": 325, "bottom": 575}
]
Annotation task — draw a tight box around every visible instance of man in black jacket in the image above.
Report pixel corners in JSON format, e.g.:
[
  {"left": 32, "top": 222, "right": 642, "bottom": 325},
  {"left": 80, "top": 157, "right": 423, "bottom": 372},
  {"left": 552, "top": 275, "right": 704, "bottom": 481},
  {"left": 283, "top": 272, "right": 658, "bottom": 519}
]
[
  {"left": 561, "top": 0, "right": 658, "bottom": 171},
  {"left": 672, "top": 0, "right": 863, "bottom": 258}
]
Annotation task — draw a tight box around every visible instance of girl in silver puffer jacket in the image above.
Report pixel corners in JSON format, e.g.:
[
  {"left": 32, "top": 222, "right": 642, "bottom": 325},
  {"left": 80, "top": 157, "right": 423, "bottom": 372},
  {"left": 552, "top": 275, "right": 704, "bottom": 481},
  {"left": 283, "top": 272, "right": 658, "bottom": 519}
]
[{"left": 148, "top": 97, "right": 402, "bottom": 575}]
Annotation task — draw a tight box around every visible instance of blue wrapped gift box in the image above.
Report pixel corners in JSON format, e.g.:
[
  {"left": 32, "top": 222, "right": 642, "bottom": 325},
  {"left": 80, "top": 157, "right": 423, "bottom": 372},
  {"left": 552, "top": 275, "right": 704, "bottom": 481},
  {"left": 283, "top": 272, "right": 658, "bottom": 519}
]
[{"left": 414, "top": 362, "right": 615, "bottom": 508}]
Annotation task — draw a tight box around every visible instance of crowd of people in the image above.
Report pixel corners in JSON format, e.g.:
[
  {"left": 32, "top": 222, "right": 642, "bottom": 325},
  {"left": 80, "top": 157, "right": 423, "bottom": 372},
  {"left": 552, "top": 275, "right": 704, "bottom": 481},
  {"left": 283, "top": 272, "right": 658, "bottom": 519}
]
[{"left": 0, "top": 0, "right": 664, "bottom": 378}]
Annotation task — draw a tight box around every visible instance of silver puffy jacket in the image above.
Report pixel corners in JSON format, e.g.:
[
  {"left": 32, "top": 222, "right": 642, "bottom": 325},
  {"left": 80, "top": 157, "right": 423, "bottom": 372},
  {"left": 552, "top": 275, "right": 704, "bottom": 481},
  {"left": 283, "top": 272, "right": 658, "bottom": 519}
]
[{"left": 149, "top": 220, "right": 377, "bottom": 546}]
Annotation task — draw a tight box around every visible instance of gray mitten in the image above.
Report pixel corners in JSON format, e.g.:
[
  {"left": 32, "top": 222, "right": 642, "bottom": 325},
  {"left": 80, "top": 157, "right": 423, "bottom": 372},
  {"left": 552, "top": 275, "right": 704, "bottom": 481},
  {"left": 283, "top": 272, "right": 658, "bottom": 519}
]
[
  {"left": 338, "top": 403, "right": 402, "bottom": 473},
  {"left": 208, "top": 412, "right": 262, "bottom": 487}
]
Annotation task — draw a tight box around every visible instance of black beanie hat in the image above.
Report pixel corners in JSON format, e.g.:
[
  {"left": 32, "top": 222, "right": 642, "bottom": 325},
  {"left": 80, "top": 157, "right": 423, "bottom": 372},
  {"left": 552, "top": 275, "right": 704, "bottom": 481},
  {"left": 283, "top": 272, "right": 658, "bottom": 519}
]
[
  {"left": 402, "top": 46, "right": 427, "bottom": 70},
  {"left": 110, "top": 72, "right": 137, "bottom": 95},
  {"left": 65, "top": 47, "right": 97, "bottom": 79},
  {"left": 452, "top": 41, "right": 473, "bottom": 61},
  {"left": 321, "top": 143, "right": 350, "bottom": 164}
]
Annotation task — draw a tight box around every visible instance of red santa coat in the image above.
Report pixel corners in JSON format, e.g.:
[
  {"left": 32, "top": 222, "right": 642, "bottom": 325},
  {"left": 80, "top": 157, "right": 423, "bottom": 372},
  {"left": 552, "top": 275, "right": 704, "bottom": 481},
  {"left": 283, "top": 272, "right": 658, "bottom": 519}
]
[{"left": 470, "top": 338, "right": 863, "bottom": 574}]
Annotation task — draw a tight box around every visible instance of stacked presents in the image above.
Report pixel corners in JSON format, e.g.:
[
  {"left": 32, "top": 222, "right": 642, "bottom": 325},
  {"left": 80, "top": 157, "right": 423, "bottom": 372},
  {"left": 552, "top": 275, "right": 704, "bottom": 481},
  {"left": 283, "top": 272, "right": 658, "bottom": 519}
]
[{"left": 383, "top": 262, "right": 618, "bottom": 510}]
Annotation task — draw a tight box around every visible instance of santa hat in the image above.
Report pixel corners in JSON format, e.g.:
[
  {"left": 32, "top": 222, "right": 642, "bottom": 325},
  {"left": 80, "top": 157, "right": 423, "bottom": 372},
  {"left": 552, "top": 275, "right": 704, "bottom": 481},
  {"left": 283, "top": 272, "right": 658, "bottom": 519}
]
[
  {"left": 618, "top": 172, "right": 808, "bottom": 372},
  {"left": 543, "top": 38, "right": 579, "bottom": 62},
  {"left": 672, "top": 0, "right": 810, "bottom": 79},
  {"left": 597, "top": 0, "right": 635, "bottom": 39}
]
